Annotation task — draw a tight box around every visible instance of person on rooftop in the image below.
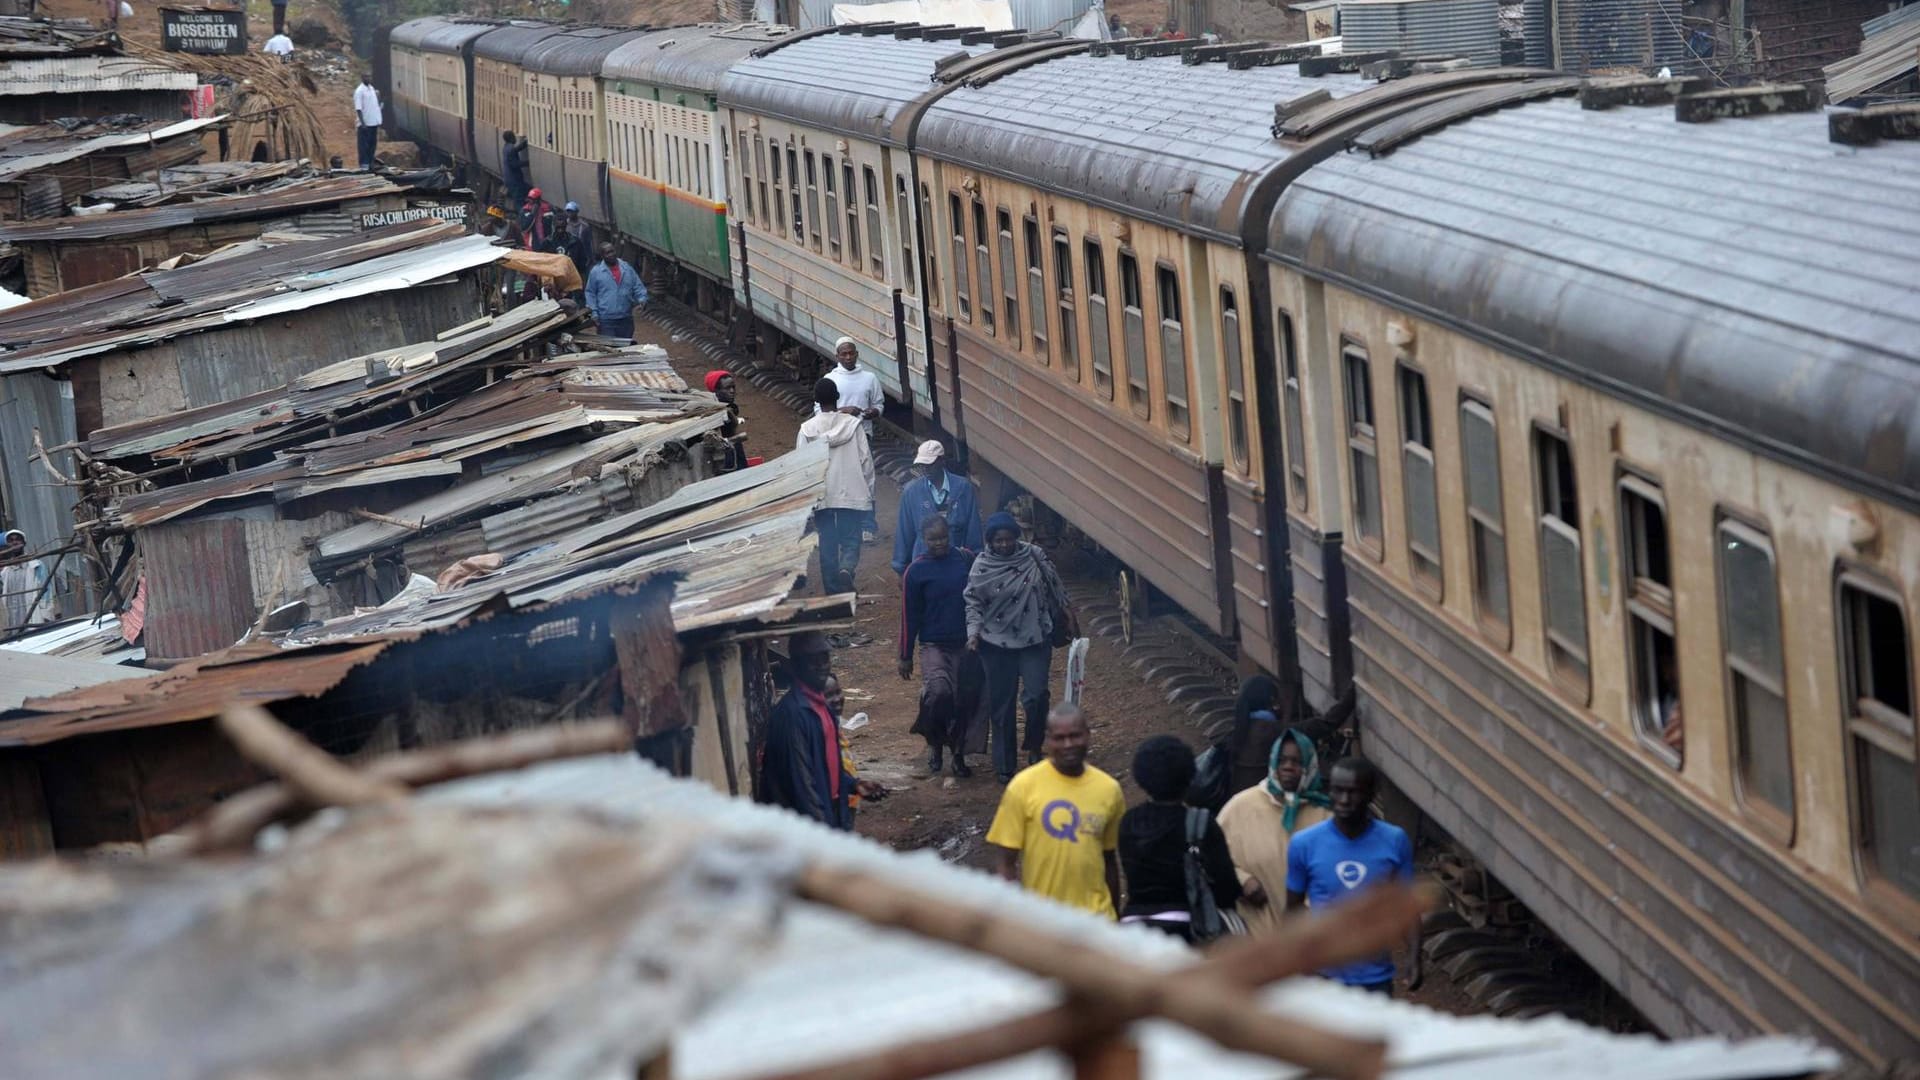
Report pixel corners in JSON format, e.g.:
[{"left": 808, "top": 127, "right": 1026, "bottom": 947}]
[
  {"left": 986, "top": 702, "right": 1124, "bottom": 918},
  {"left": 1285, "top": 755, "right": 1422, "bottom": 994},
  {"left": 891, "top": 439, "right": 982, "bottom": 576},
  {"left": 795, "top": 377, "right": 873, "bottom": 595},
  {"left": 760, "top": 631, "right": 858, "bottom": 830},
  {"left": 585, "top": 243, "right": 647, "bottom": 340},
  {"left": 899, "top": 515, "right": 985, "bottom": 778}
]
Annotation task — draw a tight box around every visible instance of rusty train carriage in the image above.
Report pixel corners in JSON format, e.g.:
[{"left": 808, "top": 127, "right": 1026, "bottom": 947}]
[
  {"left": 1267, "top": 93, "right": 1920, "bottom": 1061},
  {"left": 716, "top": 28, "right": 977, "bottom": 408},
  {"left": 470, "top": 22, "right": 559, "bottom": 185},
  {"left": 519, "top": 25, "right": 651, "bottom": 227}
]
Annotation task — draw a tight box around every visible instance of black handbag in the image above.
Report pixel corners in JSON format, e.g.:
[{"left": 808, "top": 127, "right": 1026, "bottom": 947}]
[{"left": 1183, "top": 807, "right": 1244, "bottom": 943}]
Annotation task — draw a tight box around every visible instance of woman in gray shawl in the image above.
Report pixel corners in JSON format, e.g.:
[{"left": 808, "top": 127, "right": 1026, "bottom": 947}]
[{"left": 966, "top": 511, "right": 1077, "bottom": 783}]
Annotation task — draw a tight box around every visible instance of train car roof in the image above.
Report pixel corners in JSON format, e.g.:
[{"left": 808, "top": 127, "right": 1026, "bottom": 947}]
[
  {"left": 472, "top": 20, "right": 568, "bottom": 64},
  {"left": 719, "top": 27, "right": 993, "bottom": 146},
  {"left": 917, "top": 47, "right": 1372, "bottom": 244},
  {"left": 1268, "top": 92, "right": 1920, "bottom": 507},
  {"left": 389, "top": 15, "right": 509, "bottom": 52},
  {"left": 519, "top": 24, "right": 656, "bottom": 76},
  {"left": 603, "top": 23, "right": 793, "bottom": 96}
]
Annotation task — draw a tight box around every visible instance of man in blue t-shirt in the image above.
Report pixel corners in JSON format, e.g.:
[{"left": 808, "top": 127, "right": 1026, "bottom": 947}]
[{"left": 1285, "top": 755, "right": 1423, "bottom": 994}]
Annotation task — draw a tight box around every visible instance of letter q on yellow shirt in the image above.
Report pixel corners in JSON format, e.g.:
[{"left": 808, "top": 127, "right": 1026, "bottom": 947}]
[{"left": 986, "top": 761, "right": 1126, "bottom": 918}]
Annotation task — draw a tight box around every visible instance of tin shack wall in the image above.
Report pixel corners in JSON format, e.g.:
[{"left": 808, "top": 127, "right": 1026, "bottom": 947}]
[
  {"left": 76, "top": 277, "right": 486, "bottom": 433},
  {"left": 0, "top": 369, "right": 80, "bottom": 618}
]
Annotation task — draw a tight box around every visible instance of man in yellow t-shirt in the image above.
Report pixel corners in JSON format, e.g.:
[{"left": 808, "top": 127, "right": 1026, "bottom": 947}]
[{"left": 986, "top": 702, "right": 1125, "bottom": 917}]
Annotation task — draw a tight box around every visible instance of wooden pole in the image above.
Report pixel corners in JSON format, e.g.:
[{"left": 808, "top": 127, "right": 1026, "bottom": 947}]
[{"left": 793, "top": 865, "right": 1395, "bottom": 1080}]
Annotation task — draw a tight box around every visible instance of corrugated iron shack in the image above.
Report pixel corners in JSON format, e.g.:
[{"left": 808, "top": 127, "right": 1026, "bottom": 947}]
[
  {"left": 0, "top": 172, "right": 418, "bottom": 296},
  {"left": 83, "top": 305, "right": 734, "bottom": 660},
  {"left": 0, "top": 115, "right": 219, "bottom": 221},
  {"left": 0, "top": 18, "right": 196, "bottom": 123},
  {"left": 0, "top": 219, "right": 503, "bottom": 586},
  {"left": 0, "top": 447, "right": 844, "bottom": 855}
]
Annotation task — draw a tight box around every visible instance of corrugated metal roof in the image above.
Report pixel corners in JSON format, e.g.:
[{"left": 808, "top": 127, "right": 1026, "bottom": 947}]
[
  {"left": 917, "top": 50, "right": 1372, "bottom": 242},
  {"left": 424, "top": 753, "right": 1841, "bottom": 1080},
  {"left": 1825, "top": 13, "right": 1920, "bottom": 102},
  {"left": 1268, "top": 94, "right": 1920, "bottom": 511},
  {"left": 0, "top": 220, "right": 502, "bottom": 375},
  {"left": 519, "top": 24, "right": 655, "bottom": 76},
  {"left": 0, "top": 55, "right": 198, "bottom": 96},
  {"left": 0, "top": 649, "right": 143, "bottom": 710},
  {"left": 1339, "top": 0, "right": 1501, "bottom": 66},
  {"left": 719, "top": 29, "right": 993, "bottom": 146},
  {"left": 603, "top": 23, "right": 794, "bottom": 95},
  {"left": 389, "top": 14, "right": 512, "bottom": 52},
  {"left": 0, "top": 15, "right": 120, "bottom": 57},
  {"left": 1531, "top": 0, "right": 1690, "bottom": 71},
  {"left": 0, "top": 115, "right": 222, "bottom": 183},
  {"left": 0, "top": 173, "right": 408, "bottom": 243},
  {"left": 1861, "top": 1, "right": 1920, "bottom": 38}
]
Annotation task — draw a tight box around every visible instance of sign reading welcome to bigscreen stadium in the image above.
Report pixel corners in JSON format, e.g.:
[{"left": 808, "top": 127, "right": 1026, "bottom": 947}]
[{"left": 159, "top": 7, "right": 247, "bottom": 55}]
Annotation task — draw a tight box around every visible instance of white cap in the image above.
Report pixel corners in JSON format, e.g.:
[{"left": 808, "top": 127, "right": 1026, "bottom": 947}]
[
  {"left": 834, "top": 336, "right": 856, "bottom": 351},
  {"left": 913, "top": 440, "right": 945, "bottom": 465}
]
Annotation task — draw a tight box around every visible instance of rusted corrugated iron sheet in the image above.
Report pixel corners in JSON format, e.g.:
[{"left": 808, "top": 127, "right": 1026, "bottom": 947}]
[
  {"left": 140, "top": 514, "right": 256, "bottom": 660},
  {"left": 0, "top": 16, "right": 120, "bottom": 57},
  {"left": 0, "top": 173, "right": 407, "bottom": 243},
  {"left": 0, "top": 56, "right": 197, "bottom": 97}
]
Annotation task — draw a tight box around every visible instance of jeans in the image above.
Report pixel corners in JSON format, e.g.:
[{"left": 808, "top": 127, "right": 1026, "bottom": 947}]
[
  {"left": 597, "top": 314, "right": 634, "bottom": 340},
  {"left": 356, "top": 124, "right": 377, "bottom": 170},
  {"left": 980, "top": 641, "right": 1051, "bottom": 779},
  {"left": 814, "top": 508, "right": 863, "bottom": 594}
]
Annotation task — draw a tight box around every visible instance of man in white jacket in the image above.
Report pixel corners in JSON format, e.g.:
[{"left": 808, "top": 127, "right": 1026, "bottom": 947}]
[
  {"left": 796, "top": 377, "right": 874, "bottom": 594},
  {"left": 819, "top": 336, "right": 883, "bottom": 542}
]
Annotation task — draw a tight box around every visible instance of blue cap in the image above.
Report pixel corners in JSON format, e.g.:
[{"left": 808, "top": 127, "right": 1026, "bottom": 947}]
[{"left": 564, "top": 201, "right": 580, "bottom": 212}]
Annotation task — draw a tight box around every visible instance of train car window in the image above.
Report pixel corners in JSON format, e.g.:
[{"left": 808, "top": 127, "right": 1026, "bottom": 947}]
[
  {"left": 1085, "top": 240, "right": 1113, "bottom": 400},
  {"left": 844, "top": 162, "right": 861, "bottom": 270},
  {"left": 822, "top": 155, "right": 842, "bottom": 260},
  {"left": 1343, "top": 344, "right": 1380, "bottom": 549},
  {"left": 1838, "top": 577, "right": 1920, "bottom": 899},
  {"left": 1221, "top": 288, "right": 1247, "bottom": 472},
  {"left": 895, "top": 175, "right": 915, "bottom": 291},
  {"left": 1398, "top": 365, "right": 1440, "bottom": 593},
  {"left": 917, "top": 182, "right": 936, "bottom": 302},
  {"left": 949, "top": 193, "right": 970, "bottom": 321},
  {"left": 786, "top": 145, "right": 803, "bottom": 244},
  {"left": 770, "top": 142, "right": 786, "bottom": 234},
  {"left": 737, "top": 132, "right": 753, "bottom": 220},
  {"left": 1156, "top": 264, "right": 1188, "bottom": 440},
  {"left": 1621, "top": 476, "right": 1679, "bottom": 766},
  {"left": 1717, "top": 520, "right": 1793, "bottom": 828},
  {"left": 973, "top": 197, "right": 994, "bottom": 334},
  {"left": 1120, "top": 252, "right": 1148, "bottom": 419},
  {"left": 1053, "top": 230, "right": 1078, "bottom": 380},
  {"left": 755, "top": 138, "right": 771, "bottom": 231},
  {"left": 804, "top": 151, "right": 822, "bottom": 252},
  {"left": 1024, "top": 216, "right": 1047, "bottom": 362},
  {"left": 864, "top": 168, "right": 884, "bottom": 280},
  {"left": 1534, "top": 427, "right": 1589, "bottom": 695},
  {"left": 1459, "top": 398, "right": 1509, "bottom": 643},
  {"left": 1279, "top": 309, "right": 1307, "bottom": 509},
  {"left": 996, "top": 209, "right": 1020, "bottom": 346}
]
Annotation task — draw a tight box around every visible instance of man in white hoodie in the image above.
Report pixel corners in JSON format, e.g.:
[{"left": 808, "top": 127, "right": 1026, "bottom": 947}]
[{"left": 796, "top": 377, "right": 874, "bottom": 594}]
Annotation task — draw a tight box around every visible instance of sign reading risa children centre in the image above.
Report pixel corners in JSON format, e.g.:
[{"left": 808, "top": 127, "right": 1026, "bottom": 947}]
[{"left": 160, "top": 7, "right": 248, "bottom": 55}]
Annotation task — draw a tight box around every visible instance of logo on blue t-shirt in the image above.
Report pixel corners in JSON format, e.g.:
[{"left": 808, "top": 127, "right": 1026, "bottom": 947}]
[
  {"left": 1041, "top": 799, "right": 1082, "bottom": 842},
  {"left": 1335, "top": 860, "right": 1368, "bottom": 889}
]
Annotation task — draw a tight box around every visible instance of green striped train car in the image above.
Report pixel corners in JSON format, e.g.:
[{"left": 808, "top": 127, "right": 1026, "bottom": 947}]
[{"left": 601, "top": 24, "right": 788, "bottom": 283}]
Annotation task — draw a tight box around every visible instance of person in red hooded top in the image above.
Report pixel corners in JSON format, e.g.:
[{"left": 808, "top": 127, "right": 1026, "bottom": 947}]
[{"left": 704, "top": 370, "right": 747, "bottom": 470}]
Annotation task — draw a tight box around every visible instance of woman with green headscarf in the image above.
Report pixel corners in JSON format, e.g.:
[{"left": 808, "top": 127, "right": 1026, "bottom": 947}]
[{"left": 1216, "top": 728, "right": 1332, "bottom": 937}]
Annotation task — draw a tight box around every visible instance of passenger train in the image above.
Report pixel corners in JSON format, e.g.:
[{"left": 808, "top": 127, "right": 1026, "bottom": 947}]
[{"left": 385, "top": 19, "right": 1920, "bottom": 1063}]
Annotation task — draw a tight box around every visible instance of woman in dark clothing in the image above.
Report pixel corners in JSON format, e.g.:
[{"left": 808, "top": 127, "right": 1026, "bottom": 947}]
[
  {"left": 1118, "top": 735, "right": 1241, "bottom": 942},
  {"left": 1225, "top": 677, "right": 1358, "bottom": 792}
]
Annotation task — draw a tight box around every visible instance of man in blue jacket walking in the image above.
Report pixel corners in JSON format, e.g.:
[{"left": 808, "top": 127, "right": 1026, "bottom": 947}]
[
  {"left": 899, "top": 515, "right": 986, "bottom": 777},
  {"left": 585, "top": 242, "right": 647, "bottom": 339},
  {"left": 891, "top": 439, "right": 982, "bottom": 576}
]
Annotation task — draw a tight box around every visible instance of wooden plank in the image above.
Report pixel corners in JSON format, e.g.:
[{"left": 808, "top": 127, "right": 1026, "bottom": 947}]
[
  {"left": 0, "top": 757, "right": 53, "bottom": 858},
  {"left": 683, "top": 650, "right": 728, "bottom": 793},
  {"left": 613, "top": 586, "right": 686, "bottom": 741}
]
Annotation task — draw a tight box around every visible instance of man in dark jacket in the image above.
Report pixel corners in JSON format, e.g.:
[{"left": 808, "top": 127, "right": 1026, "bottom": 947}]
[
  {"left": 502, "top": 131, "right": 530, "bottom": 208},
  {"left": 898, "top": 515, "right": 985, "bottom": 777},
  {"left": 760, "top": 631, "right": 856, "bottom": 830}
]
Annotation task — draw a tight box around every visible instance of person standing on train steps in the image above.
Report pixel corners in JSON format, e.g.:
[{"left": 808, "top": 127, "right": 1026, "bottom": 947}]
[
  {"left": 585, "top": 243, "right": 647, "bottom": 340},
  {"left": 987, "top": 703, "right": 1124, "bottom": 917},
  {"left": 967, "top": 511, "right": 1076, "bottom": 783},
  {"left": 352, "top": 74, "right": 382, "bottom": 171},
  {"left": 891, "top": 439, "right": 983, "bottom": 576},
  {"left": 502, "top": 131, "right": 531, "bottom": 209},
  {"left": 796, "top": 377, "right": 874, "bottom": 595},
  {"left": 900, "top": 515, "right": 986, "bottom": 778},
  {"left": 818, "top": 337, "right": 883, "bottom": 542},
  {"left": 1285, "top": 756, "right": 1422, "bottom": 994}
]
